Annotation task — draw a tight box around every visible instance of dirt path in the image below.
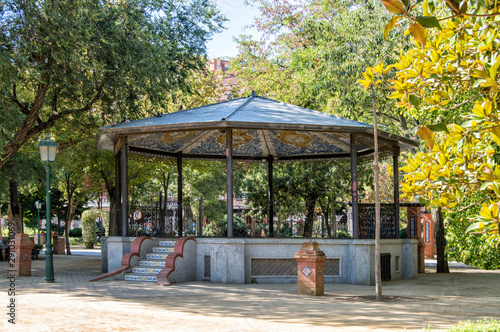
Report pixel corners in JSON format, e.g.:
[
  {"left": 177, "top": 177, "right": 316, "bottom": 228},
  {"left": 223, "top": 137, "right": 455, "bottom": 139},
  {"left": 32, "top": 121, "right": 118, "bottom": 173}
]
[{"left": 1, "top": 254, "right": 499, "bottom": 331}]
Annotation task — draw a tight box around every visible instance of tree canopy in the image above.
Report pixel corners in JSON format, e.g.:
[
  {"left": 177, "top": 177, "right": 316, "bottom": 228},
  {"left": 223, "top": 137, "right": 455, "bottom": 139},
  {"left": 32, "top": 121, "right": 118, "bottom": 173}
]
[
  {"left": 0, "top": 0, "right": 225, "bottom": 168},
  {"left": 230, "top": 0, "right": 412, "bottom": 134}
]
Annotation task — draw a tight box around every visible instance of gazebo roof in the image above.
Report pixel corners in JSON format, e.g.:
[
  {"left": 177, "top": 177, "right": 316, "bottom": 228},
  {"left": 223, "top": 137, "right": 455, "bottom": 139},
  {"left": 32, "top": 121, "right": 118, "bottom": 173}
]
[{"left": 97, "top": 93, "right": 418, "bottom": 161}]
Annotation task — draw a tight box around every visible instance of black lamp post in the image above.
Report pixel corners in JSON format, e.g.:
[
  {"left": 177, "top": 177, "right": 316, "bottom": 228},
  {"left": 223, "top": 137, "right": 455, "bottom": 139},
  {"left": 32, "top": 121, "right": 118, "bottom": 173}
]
[
  {"left": 35, "top": 200, "right": 42, "bottom": 245},
  {"left": 38, "top": 134, "right": 58, "bottom": 283}
]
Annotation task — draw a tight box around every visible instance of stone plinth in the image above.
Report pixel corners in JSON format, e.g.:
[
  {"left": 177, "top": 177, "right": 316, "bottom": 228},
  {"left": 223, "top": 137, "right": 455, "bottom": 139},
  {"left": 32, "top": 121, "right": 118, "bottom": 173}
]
[
  {"left": 295, "top": 242, "right": 326, "bottom": 296},
  {"left": 13, "top": 233, "right": 35, "bottom": 276}
]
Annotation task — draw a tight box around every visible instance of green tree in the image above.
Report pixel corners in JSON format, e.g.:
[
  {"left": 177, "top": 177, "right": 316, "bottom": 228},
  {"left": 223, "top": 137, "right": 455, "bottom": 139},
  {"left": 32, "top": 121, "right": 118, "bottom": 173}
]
[
  {"left": 231, "top": 0, "right": 412, "bottom": 134},
  {"left": 0, "top": 0, "right": 225, "bottom": 168}
]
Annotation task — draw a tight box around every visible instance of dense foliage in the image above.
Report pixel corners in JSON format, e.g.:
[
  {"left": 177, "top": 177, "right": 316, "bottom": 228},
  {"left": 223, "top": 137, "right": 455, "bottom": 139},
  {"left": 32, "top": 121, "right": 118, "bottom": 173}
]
[
  {"left": 0, "top": 0, "right": 225, "bottom": 168},
  {"left": 360, "top": 0, "right": 500, "bottom": 268},
  {"left": 368, "top": 0, "right": 500, "bottom": 238}
]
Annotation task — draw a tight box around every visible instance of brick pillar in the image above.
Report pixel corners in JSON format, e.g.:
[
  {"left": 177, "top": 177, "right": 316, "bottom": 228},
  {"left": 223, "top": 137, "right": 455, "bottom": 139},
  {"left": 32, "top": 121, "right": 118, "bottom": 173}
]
[
  {"left": 407, "top": 206, "right": 426, "bottom": 273},
  {"left": 13, "top": 233, "right": 35, "bottom": 276},
  {"left": 53, "top": 235, "right": 65, "bottom": 255},
  {"left": 407, "top": 206, "right": 422, "bottom": 238},
  {"left": 295, "top": 242, "right": 326, "bottom": 296}
]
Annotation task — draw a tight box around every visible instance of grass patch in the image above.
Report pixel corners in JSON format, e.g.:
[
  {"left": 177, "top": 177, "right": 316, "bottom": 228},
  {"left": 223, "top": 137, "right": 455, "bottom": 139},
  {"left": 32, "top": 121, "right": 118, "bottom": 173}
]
[{"left": 447, "top": 319, "right": 500, "bottom": 332}]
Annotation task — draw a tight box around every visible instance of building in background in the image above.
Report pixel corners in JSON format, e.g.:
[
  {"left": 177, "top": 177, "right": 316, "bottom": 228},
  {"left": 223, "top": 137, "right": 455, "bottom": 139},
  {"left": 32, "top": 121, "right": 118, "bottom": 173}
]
[{"left": 206, "top": 58, "right": 238, "bottom": 101}]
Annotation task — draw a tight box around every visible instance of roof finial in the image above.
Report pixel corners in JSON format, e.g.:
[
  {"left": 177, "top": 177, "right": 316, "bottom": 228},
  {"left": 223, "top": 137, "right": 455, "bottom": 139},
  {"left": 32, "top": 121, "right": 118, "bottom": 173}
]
[{"left": 251, "top": 90, "right": 256, "bottom": 97}]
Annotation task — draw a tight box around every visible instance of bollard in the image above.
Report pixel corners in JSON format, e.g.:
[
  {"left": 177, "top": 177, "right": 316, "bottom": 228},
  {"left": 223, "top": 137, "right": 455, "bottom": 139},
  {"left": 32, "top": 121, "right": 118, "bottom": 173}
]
[
  {"left": 13, "top": 233, "right": 35, "bottom": 276},
  {"left": 295, "top": 241, "right": 326, "bottom": 296}
]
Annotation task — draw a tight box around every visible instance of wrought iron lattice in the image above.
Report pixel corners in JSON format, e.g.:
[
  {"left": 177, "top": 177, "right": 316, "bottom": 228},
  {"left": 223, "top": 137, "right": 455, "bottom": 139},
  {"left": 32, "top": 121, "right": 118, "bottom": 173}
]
[
  {"left": 358, "top": 204, "right": 398, "bottom": 239},
  {"left": 127, "top": 199, "right": 181, "bottom": 237},
  {"left": 251, "top": 258, "right": 340, "bottom": 276}
]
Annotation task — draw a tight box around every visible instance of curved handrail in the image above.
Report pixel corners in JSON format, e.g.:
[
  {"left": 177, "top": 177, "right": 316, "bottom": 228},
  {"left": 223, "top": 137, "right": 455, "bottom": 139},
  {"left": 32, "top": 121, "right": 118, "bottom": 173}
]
[
  {"left": 90, "top": 236, "right": 152, "bottom": 282},
  {"left": 157, "top": 237, "right": 195, "bottom": 286}
]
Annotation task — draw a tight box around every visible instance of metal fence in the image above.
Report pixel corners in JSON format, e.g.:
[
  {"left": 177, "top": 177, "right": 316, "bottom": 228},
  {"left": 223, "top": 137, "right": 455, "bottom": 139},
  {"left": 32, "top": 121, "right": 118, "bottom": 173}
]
[{"left": 125, "top": 198, "right": 398, "bottom": 239}]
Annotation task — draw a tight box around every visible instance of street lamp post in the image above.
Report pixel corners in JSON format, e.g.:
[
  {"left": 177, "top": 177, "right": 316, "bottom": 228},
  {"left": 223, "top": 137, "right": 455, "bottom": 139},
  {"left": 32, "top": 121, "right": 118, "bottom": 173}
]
[
  {"left": 35, "top": 200, "right": 42, "bottom": 245},
  {"left": 38, "top": 134, "right": 58, "bottom": 283}
]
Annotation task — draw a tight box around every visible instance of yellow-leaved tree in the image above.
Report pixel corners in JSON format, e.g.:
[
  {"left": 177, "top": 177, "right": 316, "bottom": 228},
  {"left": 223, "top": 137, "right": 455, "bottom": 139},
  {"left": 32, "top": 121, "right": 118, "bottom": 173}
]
[{"left": 359, "top": 0, "right": 500, "bottom": 270}]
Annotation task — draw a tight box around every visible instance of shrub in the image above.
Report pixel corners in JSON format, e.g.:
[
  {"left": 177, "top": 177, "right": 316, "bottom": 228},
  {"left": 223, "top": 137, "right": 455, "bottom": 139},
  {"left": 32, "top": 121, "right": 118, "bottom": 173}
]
[
  {"left": 69, "top": 227, "right": 82, "bottom": 237},
  {"left": 337, "top": 230, "right": 353, "bottom": 238},
  {"left": 68, "top": 237, "right": 81, "bottom": 245},
  {"left": 32, "top": 244, "right": 43, "bottom": 259},
  {"left": 82, "top": 209, "right": 107, "bottom": 249},
  {"left": 203, "top": 215, "right": 248, "bottom": 237},
  {"left": 400, "top": 227, "right": 407, "bottom": 239}
]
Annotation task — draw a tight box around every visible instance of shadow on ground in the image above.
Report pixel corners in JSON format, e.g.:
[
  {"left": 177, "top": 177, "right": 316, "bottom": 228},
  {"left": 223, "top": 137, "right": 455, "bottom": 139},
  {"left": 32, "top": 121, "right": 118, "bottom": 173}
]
[{"left": 1, "top": 254, "right": 499, "bottom": 331}]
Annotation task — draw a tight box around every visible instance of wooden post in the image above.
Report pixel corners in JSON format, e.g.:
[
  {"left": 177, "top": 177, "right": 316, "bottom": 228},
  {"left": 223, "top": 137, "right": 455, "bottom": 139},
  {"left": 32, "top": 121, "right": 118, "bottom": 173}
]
[
  {"left": 350, "top": 134, "right": 359, "bottom": 239},
  {"left": 121, "top": 136, "right": 128, "bottom": 237},
  {"left": 177, "top": 152, "right": 183, "bottom": 237},
  {"left": 268, "top": 155, "right": 274, "bottom": 237},
  {"left": 226, "top": 129, "right": 234, "bottom": 238}
]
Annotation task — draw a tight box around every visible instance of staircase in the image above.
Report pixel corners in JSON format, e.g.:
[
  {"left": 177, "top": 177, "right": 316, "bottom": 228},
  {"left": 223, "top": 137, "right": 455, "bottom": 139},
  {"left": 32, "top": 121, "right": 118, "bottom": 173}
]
[{"left": 124, "top": 240, "right": 175, "bottom": 282}]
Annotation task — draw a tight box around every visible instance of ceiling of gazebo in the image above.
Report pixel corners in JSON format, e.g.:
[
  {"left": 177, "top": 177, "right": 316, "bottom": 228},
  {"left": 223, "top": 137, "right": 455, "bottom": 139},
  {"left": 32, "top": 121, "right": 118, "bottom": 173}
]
[{"left": 96, "top": 94, "right": 419, "bottom": 161}]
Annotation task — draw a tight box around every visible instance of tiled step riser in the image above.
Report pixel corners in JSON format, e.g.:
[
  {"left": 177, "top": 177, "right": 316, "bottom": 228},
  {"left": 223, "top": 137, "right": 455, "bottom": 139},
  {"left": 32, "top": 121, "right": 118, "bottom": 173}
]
[
  {"left": 139, "top": 260, "right": 166, "bottom": 267},
  {"left": 132, "top": 267, "right": 163, "bottom": 274},
  {"left": 146, "top": 253, "right": 168, "bottom": 260},
  {"left": 152, "top": 247, "right": 175, "bottom": 253},
  {"left": 159, "top": 240, "right": 176, "bottom": 247},
  {"left": 124, "top": 274, "right": 157, "bottom": 282}
]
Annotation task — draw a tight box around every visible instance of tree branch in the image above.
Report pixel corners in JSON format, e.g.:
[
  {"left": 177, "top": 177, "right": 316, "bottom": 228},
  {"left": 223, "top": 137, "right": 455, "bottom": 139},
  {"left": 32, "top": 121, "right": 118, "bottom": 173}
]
[
  {"left": 439, "top": 12, "right": 500, "bottom": 21},
  {"left": 457, "top": 196, "right": 489, "bottom": 212},
  {"left": 9, "top": 84, "right": 30, "bottom": 115}
]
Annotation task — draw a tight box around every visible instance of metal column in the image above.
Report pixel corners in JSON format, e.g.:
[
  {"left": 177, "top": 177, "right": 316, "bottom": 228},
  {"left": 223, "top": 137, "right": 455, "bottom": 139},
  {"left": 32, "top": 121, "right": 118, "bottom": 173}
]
[
  {"left": 350, "top": 134, "right": 359, "bottom": 239},
  {"left": 268, "top": 155, "right": 274, "bottom": 237},
  {"left": 115, "top": 150, "right": 121, "bottom": 237},
  {"left": 121, "top": 137, "right": 129, "bottom": 237},
  {"left": 177, "top": 152, "right": 183, "bottom": 237},
  {"left": 226, "top": 129, "right": 234, "bottom": 238}
]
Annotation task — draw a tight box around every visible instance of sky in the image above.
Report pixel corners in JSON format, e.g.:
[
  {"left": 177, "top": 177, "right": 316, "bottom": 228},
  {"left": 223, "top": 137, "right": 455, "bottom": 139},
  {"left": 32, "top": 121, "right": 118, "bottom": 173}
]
[{"left": 206, "top": 0, "right": 262, "bottom": 59}]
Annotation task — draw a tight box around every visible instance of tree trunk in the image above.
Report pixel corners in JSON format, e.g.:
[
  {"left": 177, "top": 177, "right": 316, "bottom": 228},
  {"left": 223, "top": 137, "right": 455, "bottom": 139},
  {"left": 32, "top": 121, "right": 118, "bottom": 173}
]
[
  {"left": 101, "top": 171, "right": 117, "bottom": 236},
  {"left": 303, "top": 198, "right": 316, "bottom": 237},
  {"left": 65, "top": 200, "right": 76, "bottom": 255},
  {"left": 319, "top": 199, "right": 332, "bottom": 238},
  {"left": 9, "top": 179, "right": 23, "bottom": 234},
  {"left": 331, "top": 209, "right": 337, "bottom": 238},
  {"left": 431, "top": 207, "right": 449, "bottom": 273}
]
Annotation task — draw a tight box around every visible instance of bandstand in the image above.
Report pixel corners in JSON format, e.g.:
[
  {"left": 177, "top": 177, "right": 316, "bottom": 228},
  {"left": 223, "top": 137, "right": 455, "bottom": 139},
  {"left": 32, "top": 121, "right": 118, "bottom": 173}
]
[{"left": 96, "top": 92, "right": 420, "bottom": 285}]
